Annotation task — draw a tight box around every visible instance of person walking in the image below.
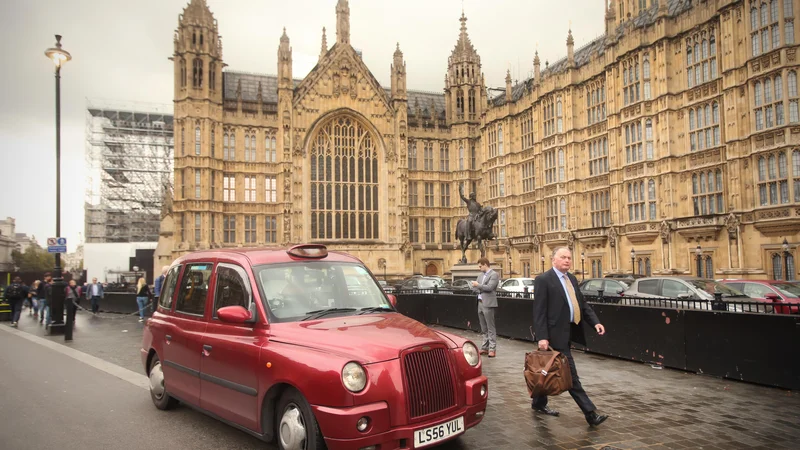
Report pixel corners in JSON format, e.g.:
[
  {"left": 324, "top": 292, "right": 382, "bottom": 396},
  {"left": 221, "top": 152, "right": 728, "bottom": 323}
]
[
  {"left": 27, "top": 280, "right": 40, "bottom": 316},
  {"left": 154, "top": 266, "right": 168, "bottom": 305},
  {"left": 532, "top": 246, "right": 608, "bottom": 426},
  {"left": 38, "top": 273, "right": 52, "bottom": 325},
  {"left": 5, "top": 277, "right": 29, "bottom": 327},
  {"left": 471, "top": 257, "right": 499, "bottom": 358},
  {"left": 86, "top": 277, "right": 105, "bottom": 314},
  {"left": 65, "top": 279, "right": 82, "bottom": 323},
  {"left": 135, "top": 277, "right": 151, "bottom": 323}
]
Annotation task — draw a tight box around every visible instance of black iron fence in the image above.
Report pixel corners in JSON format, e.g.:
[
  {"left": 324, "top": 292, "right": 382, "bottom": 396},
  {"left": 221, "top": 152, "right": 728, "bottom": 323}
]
[
  {"left": 394, "top": 288, "right": 797, "bottom": 315},
  {"left": 393, "top": 291, "right": 800, "bottom": 390}
]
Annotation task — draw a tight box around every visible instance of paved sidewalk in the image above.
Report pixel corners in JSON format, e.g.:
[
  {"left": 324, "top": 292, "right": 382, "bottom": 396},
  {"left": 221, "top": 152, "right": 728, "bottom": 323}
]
[{"left": 5, "top": 307, "right": 800, "bottom": 449}]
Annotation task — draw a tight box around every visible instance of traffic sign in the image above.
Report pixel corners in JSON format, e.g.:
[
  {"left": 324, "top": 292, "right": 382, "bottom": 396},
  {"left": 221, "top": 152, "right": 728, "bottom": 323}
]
[{"left": 47, "top": 237, "right": 67, "bottom": 253}]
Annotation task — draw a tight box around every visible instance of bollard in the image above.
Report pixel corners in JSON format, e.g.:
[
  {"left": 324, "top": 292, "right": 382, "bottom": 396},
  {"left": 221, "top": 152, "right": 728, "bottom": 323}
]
[
  {"left": 65, "top": 299, "right": 74, "bottom": 341},
  {"left": 523, "top": 286, "right": 529, "bottom": 299},
  {"left": 598, "top": 288, "right": 604, "bottom": 301}
]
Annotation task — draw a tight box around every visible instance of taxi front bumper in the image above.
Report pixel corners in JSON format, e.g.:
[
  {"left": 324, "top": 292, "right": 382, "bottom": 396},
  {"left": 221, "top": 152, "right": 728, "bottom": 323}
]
[{"left": 313, "top": 375, "right": 488, "bottom": 450}]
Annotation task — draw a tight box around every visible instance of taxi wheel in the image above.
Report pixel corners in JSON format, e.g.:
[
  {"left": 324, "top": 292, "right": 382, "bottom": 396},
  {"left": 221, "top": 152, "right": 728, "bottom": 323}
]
[
  {"left": 276, "top": 388, "right": 325, "bottom": 450},
  {"left": 149, "top": 355, "right": 178, "bottom": 410}
]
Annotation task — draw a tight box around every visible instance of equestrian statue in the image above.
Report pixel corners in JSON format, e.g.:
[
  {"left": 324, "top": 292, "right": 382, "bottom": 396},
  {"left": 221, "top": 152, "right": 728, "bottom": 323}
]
[{"left": 456, "top": 185, "right": 498, "bottom": 264}]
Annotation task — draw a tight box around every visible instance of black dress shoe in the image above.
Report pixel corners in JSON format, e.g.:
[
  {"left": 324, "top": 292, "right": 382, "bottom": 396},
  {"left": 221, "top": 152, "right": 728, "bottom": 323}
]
[
  {"left": 531, "top": 405, "right": 560, "bottom": 416},
  {"left": 585, "top": 411, "right": 608, "bottom": 426}
]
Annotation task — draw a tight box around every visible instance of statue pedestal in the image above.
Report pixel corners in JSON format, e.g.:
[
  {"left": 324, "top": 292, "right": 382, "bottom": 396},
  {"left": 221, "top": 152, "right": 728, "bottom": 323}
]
[{"left": 451, "top": 262, "right": 503, "bottom": 282}]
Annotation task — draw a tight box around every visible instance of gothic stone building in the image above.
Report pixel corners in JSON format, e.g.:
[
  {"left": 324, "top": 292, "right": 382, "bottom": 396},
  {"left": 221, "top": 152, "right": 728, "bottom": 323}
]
[{"left": 160, "top": 0, "right": 799, "bottom": 281}]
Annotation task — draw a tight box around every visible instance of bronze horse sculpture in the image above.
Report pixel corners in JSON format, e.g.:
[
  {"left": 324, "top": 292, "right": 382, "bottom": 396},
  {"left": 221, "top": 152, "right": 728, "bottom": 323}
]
[{"left": 456, "top": 206, "right": 499, "bottom": 264}]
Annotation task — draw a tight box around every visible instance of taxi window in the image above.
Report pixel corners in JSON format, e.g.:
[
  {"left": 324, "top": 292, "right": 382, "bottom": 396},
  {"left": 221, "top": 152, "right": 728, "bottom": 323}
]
[
  {"left": 213, "top": 264, "right": 252, "bottom": 316},
  {"left": 638, "top": 279, "right": 660, "bottom": 295},
  {"left": 257, "top": 262, "right": 389, "bottom": 322},
  {"left": 158, "top": 265, "right": 181, "bottom": 310},
  {"left": 175, "top": 263, "right": 213, "bottom": 316}
]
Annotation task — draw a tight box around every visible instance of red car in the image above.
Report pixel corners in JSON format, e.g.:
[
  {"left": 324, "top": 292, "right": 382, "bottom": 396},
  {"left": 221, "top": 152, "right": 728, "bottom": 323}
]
[
  {"left": 719, "top": 279, "right": 800, "bottom": 314},
  {"left": 141, "top": 244, "right": 487, "bottom": 450}
]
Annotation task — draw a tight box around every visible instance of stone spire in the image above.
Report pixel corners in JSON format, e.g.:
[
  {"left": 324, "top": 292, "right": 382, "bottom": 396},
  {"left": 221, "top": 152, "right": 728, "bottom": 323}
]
[
  {"left": 451, "top": 12, "right": 479, "bottom": 61},
  {"left": 533, "top": 50, "right": 541, "bottom": 83},
  {"left": 391, "top": 43, "right": 407, "bottom": 100},
  {"left": 319, "top": 27, "right": 327, "bottom": 62},
  {"left": 278, "top": 28, "right": 292, "bottom": 88},
  {"left": 336, "top": 0, "right": 350, "bottom": 45},
  {"left": 181, "top": 0, "right": 214, "bottom": 25},
  {"left": 567, "top": 28, "right": 575, "bottom": 67},
  {"left": 505, "top": 70, "right": 513, "bottom": 102},
  {"left": 605, "top": 0, "right": 617, "bottom": 37}
]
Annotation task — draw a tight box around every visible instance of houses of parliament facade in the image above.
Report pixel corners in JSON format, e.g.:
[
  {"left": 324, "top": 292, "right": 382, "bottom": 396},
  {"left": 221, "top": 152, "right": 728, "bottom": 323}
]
[{"left": 157, "top": 0, "right": 799, "bottom": 281}]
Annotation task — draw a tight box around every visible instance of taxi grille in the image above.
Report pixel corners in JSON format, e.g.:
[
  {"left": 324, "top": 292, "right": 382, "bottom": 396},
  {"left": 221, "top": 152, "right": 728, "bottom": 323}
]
[{"left": 403, "top": 347, "right": 456, "bottom": 419}]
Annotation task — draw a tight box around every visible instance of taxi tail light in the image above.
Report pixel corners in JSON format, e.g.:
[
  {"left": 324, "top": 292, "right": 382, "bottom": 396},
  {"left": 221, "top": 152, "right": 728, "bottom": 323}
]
[{"left": 287, "top": 244, "right": 328, "bottom": 259}]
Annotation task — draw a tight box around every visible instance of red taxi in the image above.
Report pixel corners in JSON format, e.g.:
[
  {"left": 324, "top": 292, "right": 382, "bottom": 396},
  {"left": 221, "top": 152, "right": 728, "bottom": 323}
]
[{"left": 141, "top": 245, "right": 487, "bottom": 449}]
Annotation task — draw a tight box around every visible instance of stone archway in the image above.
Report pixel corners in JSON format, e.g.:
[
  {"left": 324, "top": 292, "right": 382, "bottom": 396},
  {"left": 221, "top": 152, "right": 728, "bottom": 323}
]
[{"left": 425, "top": 262, "right": 439, "bottom": 276}]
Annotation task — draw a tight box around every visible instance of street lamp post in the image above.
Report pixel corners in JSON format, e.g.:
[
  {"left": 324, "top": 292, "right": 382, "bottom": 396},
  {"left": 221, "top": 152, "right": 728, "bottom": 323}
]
[
  {"left": 782, "top": 238, "right": 790, "bottom": 281},
  {"left": 630, "top": 248, "right": 636, "bottom": 275},
  {"left": 580, "top": 251, "right": 586, "bottom": 281},
  {"left": 44, "top": 35, "right": 71, "bottom": 340},
  {"left": 693, "top": 244, "right": 705, "bottom": 277},
  {"left": 540, "top": 255, "right": 545, "bottom": 273}
]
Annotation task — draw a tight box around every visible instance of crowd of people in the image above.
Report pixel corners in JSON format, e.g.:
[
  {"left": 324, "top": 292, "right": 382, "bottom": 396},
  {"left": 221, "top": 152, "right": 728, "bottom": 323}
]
[{"left": 2, "top": 270, "right": 165, "bottom": 326}]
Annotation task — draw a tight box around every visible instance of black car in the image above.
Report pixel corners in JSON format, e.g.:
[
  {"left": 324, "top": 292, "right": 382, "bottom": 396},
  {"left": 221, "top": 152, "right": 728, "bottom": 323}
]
[
  {"left": 451, "top": 279, "right": 472, "bottom": 290},
  {"left": 395, "top": 276, "right": 452, "bottom": 292},
  {"left": 580, "top": 278, "right": 629, "bottom": 299}
]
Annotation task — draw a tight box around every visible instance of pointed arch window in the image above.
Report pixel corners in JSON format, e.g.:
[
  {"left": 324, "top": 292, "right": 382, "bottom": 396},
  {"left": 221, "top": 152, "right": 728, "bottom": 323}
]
[
  {"left": 458, "top": 143, "right": 465, "bottom": 171},
  {"left": 789, "top": 71, "right": 799, "bottom": 122},
  {"left": 223, "top": 132, "right": 230, "bottom": 160},
  {"left": 195, "top": 126, "right": 201, "bottom": 155},
  {"left": 209, "top": 62, "right": 216, "bottom": 91},
  {"left": 210, "top": 127, "right": 215, "bottom": 157},
  {"left": 643, "top": 56, "right": 652, "bottom": 100},
  {"left": 556, "top": 98, "right": 563, "bottom": 132},
  {"left": 180, "top": 58, "right": 187, "bottom": 88},
  {"left": 557, "top": 149, "right": 565, "bottom": 181},
  {"left": 265, "top": 133, "right": 277, "bottom": 162},
  {"left": 310, "top": 115, "right": 379, "bottom": 240},
  {"left": 192, "top": 58, "right": 203, "bottom": 88}
]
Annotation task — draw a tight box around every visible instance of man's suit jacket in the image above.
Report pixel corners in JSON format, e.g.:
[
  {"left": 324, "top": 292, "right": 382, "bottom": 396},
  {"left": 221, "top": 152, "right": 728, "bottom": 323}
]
[
  {"left": 533, "top": 268, "right": 600, "bottom": 351},
  {"left": 473, "top": 270, "right": 499, "bottom": 307},
  {"left": 86, "top": 283, "right": 104, "bottom": 298}
]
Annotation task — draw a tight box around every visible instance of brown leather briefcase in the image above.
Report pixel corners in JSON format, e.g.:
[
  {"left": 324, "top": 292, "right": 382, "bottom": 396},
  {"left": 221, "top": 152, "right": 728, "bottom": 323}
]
[{"left": 524, "top": 348, "right": 573, "bottom": 397}]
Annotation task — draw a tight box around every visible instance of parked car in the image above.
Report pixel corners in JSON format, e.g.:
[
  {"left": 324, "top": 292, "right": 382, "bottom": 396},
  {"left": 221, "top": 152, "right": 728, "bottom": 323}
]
[
  {"left": 141, "top": 245, "right": 487, "bottom": 450},
  {"left": 718, "top": 279, "right": 800, "bottom": 314},
  {"left": 622, "top": 276, "right": 749, "bottom": 310},
  {"left": 497, "top": 278, "right": 535, "bottom": 294},
  {"left": 451, "top": 279, "right": 472, "bottom": 290},
  {"left": 579, "top": 278, "right": 629, "bottom": 299},
  {"left": 604, "top": 273, "right": 646, "bottom": 285},
  {"left": 377, "top": 279, "right": 395, "bottom": 294},
  {"left": 395, "top": 276, "right": 451, "bottom": 292}
]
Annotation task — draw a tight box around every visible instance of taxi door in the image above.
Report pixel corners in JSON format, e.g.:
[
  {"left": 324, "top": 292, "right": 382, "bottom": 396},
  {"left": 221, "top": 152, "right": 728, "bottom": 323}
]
[
  {"left": 162, "top": 262, "right": 213, "bottom": 407},
  {"left": 199, "top": 262, "right": 264, "bottom": 431}
]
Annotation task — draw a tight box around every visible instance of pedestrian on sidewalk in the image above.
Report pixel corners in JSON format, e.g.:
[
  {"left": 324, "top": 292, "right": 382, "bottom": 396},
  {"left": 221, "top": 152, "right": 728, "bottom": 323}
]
[
  {"left": 5, "top": 277, "right": 29, "bottom": 327},
  {"left": 471, "top": 257, "right": 499, "bottom": 358},
  {"left": 39, "top": 273, "right": 52, "bottom": 325},
  {"left": 136, "top": 277, "right": 151, "bottom": 323},
  {"left": 154, "top": 266, "right": 168, "bottom": 306},
  {"left": 65, "top": 279, "right": 82, "bottom": 323},
  {"left": 532, "top": 246, "right": 608, "bottom": 427},
  {"left": 86, "top": 277, "right": 104, "bottom": 314},
  {"left": 29, "top": 280, "right": 41, "bottom": 318}
]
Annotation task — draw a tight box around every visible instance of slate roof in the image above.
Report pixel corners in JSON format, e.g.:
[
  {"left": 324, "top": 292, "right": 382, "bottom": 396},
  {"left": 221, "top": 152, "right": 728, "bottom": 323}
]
[{"left": 223, "top": 70, "right": 446, "bottom": 118}]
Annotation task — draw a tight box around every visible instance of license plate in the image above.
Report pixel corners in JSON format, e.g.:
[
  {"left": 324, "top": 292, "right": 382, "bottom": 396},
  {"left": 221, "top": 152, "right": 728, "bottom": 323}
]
[{"left": 413, "top": 416, "right": 464, "bottom": 448}]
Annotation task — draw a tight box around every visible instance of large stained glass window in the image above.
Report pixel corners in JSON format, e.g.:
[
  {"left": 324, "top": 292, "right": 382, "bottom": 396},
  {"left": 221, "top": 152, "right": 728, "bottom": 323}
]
[{"left": 311, "top": 116, "right": 379, "bottom": 240}]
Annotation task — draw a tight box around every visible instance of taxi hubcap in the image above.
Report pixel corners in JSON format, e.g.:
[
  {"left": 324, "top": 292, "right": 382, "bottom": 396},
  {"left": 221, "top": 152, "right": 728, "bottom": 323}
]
[
  {"left": 149, "top": 361, "right": 165, "bottom": 400},
  {"left": 279, "top": 404, "right": 307, "bottom": 450}
]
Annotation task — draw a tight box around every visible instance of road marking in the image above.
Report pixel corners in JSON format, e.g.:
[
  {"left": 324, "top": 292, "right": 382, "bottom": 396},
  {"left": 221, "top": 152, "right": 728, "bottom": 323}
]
[{"left": 0, "top": 325, "right": 149, "bottom": 391}]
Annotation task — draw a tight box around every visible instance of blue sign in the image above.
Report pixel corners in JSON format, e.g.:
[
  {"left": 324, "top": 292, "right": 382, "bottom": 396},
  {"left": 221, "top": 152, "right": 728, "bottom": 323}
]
[
  {"left": 56, "top": 237, "right": 67, "bottom": 246},
  {"left": 47, "top": 245, "right": 67, "bottom": 253}
]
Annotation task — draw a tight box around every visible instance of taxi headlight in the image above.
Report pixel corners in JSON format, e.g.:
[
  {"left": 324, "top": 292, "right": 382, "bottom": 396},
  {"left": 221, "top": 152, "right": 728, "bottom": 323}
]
[
  {"left": 462, "top": 342, "right": 479, "bottom": 367},
  {"left": 342, "top": 362, "right": 367, "bottom": 392}
]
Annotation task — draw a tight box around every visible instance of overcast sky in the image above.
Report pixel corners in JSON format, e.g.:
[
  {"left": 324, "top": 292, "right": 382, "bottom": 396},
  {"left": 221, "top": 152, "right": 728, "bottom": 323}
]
[{"left": 0, "top": 0, "right": 605, "bottom": 252}]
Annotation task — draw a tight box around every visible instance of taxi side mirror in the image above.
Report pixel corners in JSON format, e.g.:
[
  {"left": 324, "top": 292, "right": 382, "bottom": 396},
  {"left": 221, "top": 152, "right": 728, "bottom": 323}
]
[
  {"left": 387, "top": 294, "right": 398, "bottom": 308},
  {"left": 218, "top": 305, "right": 252, "bottom": 324},
  {"left": 765, "top": 293, "right": 781, "bottom": 301}
]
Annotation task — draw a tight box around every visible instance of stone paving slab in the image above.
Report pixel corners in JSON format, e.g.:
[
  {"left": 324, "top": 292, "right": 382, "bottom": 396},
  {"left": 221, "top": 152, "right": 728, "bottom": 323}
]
[{"left": 6, "top": 307, "right": 800, "bottom": 449}]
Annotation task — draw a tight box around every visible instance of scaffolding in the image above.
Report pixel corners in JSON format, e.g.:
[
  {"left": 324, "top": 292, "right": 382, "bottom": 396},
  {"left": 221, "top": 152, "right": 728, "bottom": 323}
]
[{"left": 85, "top": 100, "right": 174, "bottom": 243}]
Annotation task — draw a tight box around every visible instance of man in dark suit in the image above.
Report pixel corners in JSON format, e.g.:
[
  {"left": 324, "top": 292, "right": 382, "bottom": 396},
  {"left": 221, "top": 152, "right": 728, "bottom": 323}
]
[
  {"left": 532, "top": 246, "right": 609, "bottom": 426},
  {"left": 471, "top": 257, "right": 499, "bottom": 357}
]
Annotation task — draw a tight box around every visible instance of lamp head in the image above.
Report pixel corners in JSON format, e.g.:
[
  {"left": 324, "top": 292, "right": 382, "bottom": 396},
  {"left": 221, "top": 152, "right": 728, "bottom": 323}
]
[
  {"left": 630, "top": 248, "right": 635, "bottom": 259},
  {"left": 695, "top": 244, "right": 702, "bottom": 256},
  {"left": 45, "top": 35, "right": 71, "bottom": 68},
  {"left": 782, "top": 238, "right": 790, "bottom": 252}
]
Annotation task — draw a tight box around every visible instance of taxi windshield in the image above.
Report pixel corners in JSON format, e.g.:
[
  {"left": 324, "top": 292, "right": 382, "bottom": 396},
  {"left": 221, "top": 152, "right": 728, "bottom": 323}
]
[
  {"left": 686, "top": 279, "right": 744, "bottom": 297},
  {"left": 255, "top": 262, "right": 391, "bottom": 322}
]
